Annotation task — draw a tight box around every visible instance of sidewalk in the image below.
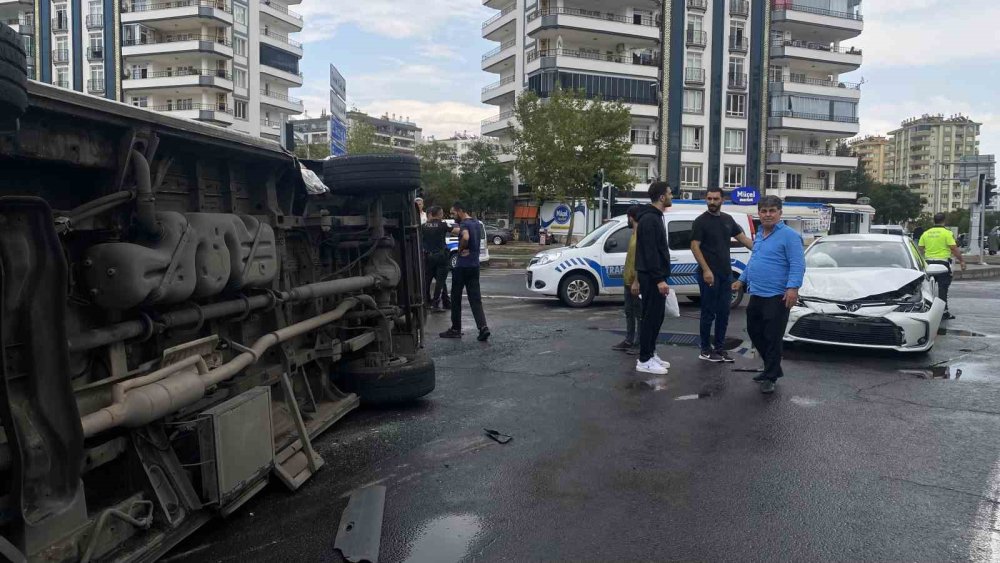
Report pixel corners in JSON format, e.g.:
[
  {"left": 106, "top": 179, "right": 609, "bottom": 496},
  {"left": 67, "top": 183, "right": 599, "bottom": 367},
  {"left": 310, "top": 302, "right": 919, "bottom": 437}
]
[{"left": 954, "top": 262, "right": 1000, "bottom": 281}]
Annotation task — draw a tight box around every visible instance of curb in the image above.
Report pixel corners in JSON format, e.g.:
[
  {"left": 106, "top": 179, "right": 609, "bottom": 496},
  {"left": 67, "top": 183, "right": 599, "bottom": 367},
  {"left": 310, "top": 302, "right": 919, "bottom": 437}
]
[
  {"left": 954, "top": 267, "right": 1000, "bottom": 281},
  {"left": 485, "top": 259, "right": 528, "bottom": 269}
]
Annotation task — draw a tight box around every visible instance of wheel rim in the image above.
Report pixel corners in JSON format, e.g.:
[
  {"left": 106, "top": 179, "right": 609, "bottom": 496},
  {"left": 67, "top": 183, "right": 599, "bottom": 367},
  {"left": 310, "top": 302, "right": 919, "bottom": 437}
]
[
  {"left": 730, "top": 287, "right": 741, "bottom": 306},
  {"left": 566, "top": 279, "right": 591, "bottom": 303},
  {"left": 493, "top": 236, "right": 503, "bottom": 245}
]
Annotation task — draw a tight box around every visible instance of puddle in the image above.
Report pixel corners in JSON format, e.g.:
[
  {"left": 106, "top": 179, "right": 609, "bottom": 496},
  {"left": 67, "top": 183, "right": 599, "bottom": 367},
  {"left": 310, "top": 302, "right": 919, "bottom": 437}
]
[
  {"left": 899, "top": 363, "right": 992, "bottom": 382},
  {"left": 628, "top": 377, "right": 669, "bottom": 392},
  {"left": 938, "top": 328, "right": 987, "bottom": 337},
  {"left": 403, "top": 514, "right": 481, "bottom": 563},
  {"left": 607, "top": 329, "right": 744, "bottom": 350}
]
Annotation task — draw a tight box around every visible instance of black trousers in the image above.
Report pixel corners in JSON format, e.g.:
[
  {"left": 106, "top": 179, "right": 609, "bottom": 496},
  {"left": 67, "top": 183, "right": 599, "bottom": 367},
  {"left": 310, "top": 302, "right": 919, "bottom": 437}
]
[
  {"left": 928, "top": 260, "right": 952, "bottom": 310},
  {"left": 424, "top": 252, "right": 450, "bottom": 306},
  {"left": 638, "top": 273, "right": 666, "bottom": 363},
  {"left": 746, "top": 295, "right": 791, "bottom": 382},
  {"left": 451, "top": 267, "right": 487, "bottom": 331}
]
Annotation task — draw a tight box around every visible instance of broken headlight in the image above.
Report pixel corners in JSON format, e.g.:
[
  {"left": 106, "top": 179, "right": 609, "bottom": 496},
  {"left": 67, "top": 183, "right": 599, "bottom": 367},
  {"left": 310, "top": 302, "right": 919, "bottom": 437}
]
[{"left": 894, "top": 298, "right": 932, "bottom": 313}]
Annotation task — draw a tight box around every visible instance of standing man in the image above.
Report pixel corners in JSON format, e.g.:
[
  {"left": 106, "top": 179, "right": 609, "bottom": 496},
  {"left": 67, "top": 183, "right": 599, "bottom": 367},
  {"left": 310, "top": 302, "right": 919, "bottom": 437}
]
[
  {"left": 440, "top": 202, "right": 490, "bottom": 341},
  {"left": 732, "top": 196, "right": 805, "bottom": 394},
  {"left": 633, "top": 182, "right": 673, "bottom": 375},
  {"left": 691, "top": 187, "right": 754, "bottom": 362},
  {"left": 421, "top": 206, "right": 453, "bottom": 312},
  {"left": 918, "top": 212, "right": 966, "bottom": 320},
  {"left": 612, "top": 206, "right": 642, "bottom": 355},
  {"left": 415, "top": 197, "right": 427, "bottom": 225}
]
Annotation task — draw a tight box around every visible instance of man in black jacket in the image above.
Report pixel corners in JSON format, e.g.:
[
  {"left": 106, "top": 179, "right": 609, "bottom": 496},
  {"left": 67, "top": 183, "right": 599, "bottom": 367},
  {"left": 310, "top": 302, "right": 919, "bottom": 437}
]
[{"left": 633, "top": 181, "right": 673, "bottom": 375}]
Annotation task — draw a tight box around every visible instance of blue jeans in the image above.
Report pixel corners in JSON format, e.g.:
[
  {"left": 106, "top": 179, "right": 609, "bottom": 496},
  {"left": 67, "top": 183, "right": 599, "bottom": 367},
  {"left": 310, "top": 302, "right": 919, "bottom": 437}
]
[{"left": 697, "top": 270, "right": 733, "bottom": 352}]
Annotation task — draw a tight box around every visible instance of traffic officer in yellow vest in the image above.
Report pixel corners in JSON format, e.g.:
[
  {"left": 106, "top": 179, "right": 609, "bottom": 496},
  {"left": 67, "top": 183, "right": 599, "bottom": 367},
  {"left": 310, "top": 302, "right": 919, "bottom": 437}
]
[{"left": 918, "top": 212, "right": 966, "bottom": 320}]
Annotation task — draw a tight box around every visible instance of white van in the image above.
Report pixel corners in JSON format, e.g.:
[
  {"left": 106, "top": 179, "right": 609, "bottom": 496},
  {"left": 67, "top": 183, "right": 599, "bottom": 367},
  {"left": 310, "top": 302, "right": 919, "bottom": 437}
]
[
  {"left": 526, "top": 210, "right": 754, "bottom": 308},
  {"left": 445, "top": 220, "right": 490, "bottom": 268}
]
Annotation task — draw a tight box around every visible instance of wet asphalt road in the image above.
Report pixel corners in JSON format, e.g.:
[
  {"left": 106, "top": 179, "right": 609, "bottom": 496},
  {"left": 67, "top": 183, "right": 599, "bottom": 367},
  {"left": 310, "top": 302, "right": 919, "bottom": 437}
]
[{"left": 167, "top": 272, "right": 1000, "bottom": 562}]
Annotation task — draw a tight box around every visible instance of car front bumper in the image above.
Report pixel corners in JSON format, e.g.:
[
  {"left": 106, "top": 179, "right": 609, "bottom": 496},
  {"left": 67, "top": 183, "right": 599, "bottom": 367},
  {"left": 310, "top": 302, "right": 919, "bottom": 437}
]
[
  {"left": 525, "top": 264, "right": 562, "bottom": 296},
  {"left": 784, "top": 300, "right": 946, "bottom": 353}
]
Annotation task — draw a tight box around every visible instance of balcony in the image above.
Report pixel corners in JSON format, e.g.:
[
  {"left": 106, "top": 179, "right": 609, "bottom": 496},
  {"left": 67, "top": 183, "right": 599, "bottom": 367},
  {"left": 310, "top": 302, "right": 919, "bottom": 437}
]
[
  {"left": 686, "top": 29, "right": 707, "bottom": 48},
  {"left": 687, "top": 0, "right": 707, "bottom": 11},
  {"left": 85, "top": 13, "right": 103, "bottom": 28},
  {"left": 260, "top": 0, "right": 303, "bottom": 31},
  {"left": 481, "top": 110, "right": 514, "bottom": 137},
  {"left": 770, "top": 39, "right": 862, "bottom": 73},
  {"left": 482, "top": 75, "right": 516, "bottom": 104},
  {"left": 729, "top": 36, "right": 748, "bottom": 53},
  {"left": 482, "top": 2, "right": 516, "bottom": 41},
  {"left": 87, "top": 79, "right": 106, "bottom": 93},
  {"left": 123, "top": 35, "right": 233, "bottom": 58},
  {"left": 2, "top": 15, "right": 34, "bottom": 34},
  {"left": 525, "top": 48, "right": 659, "bottom": 79},
  {"left": 260, "top": 27, "right": 302, "bottom": 56},
  {"left": 684, "top": 67, "right": 705, "bottom": 85},
  {"left": 148, "top": 103, "right": 235, "bottom": 125},
  {"left": 121, "top": 0, "right": 233, "bottom": 26},
  {"left": 260, "top": 63, "right": 303, "bottom": 86},
  {"left": 260, "top": 88, "right": 303, "bottom": 113},
  {"left": 124, "top": 68, "right": 234, "bottom": 91},
  {"left": 768, "top": 110, "right": 860, "bottom": 136},
  {"left": 87, "top": 46, "right": 103, "bottom": 60},
  {"left": 51, "top": 18, "right": 68, "bottom": 32},
  {"left": 526, "top": 7, "right": 659, "bottom": 43},
  {"left": 766, "top": 183, "right": 856, "bottom": 202},
  {"left": 769, "top": 75, "right": 861, "bottom": 100},
  {"left": 771, "top": 1, "right": 863, "bottom": 42},
  {"left": 766, "top": 145, "right": 857, "bottom": 169},
  {"left": 482, "top": 38, "right": 516, "bottom": 73},
  {"left": 730, "top": 0, "right": 749, "bottom": 17},
  {"left": 53, "top": 79, "right": 70, "bottom": 88},
  {"left": 261, "top": 118, "right": 281, "bottom": 134},
  {"left": 52, "top": 49, "right": 69, "bottom": 63},
  {"left": 728, "top": 72, "right": 747, "bottom": 90}
]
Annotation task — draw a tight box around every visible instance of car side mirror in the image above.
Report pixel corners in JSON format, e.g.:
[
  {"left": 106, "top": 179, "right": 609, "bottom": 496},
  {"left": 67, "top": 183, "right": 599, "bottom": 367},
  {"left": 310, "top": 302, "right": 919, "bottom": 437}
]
[
  {"left": 606, "top": 240, "right": 618, "bottom": 251},
  {"left": 925, "top": 263, "right": 949, "bottom": 276}
]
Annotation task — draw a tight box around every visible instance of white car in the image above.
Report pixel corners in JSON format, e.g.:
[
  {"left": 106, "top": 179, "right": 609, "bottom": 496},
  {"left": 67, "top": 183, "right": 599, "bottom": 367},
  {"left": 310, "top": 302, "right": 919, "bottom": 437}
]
[
  {"left": 784, "top": 234, "right": 948, "bottom": 353},
  {"left": 445, "top": 220, "right": 490, "bottom": 268},
  {"left": 526, "top": 210, "right": 755, "bottom": 308}
]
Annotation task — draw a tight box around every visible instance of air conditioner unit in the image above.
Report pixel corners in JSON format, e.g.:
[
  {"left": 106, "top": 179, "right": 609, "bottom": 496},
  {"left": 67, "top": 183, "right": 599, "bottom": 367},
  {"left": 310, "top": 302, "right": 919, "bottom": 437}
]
[
  {"left": 818, "top": 171, "right": 829, "bottom": 179},
  {"left": 683, "top": 191, "right": 694, "bottom": 200}
]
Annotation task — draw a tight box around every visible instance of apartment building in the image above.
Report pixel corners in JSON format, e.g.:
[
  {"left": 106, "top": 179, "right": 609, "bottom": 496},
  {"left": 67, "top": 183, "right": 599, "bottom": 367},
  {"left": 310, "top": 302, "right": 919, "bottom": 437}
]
[
  {"left": 886, "top": 114, "right": 983, "bottom": 214},
  {"left": 765, "top": 0, "right": 863, "bottom": 203},
  {"left": 480, "top": 0, "right": 771, "bottom": 200},
  {"left": 347, "top": 110, "right": 422, "bottom": 155},
  {"left": 848, "top": 134, "right": 890, "bottom": 184},
  {"left": 3, "top": 0, "right": 303, "bottom": 140},
  {"left": 291, "top": 114, "right": 328, "bottom": 145},
  {"left": 432, "top": 133, "right": 504, "bottom": 171}
]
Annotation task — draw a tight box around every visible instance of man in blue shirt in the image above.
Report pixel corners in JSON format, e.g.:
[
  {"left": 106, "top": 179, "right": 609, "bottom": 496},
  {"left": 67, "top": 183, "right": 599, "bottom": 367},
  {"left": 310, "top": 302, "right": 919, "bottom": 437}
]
[
  {"left": 732, "top": 195, "right": 805, "bottom": 394},
  {"left": 440, "top": 201, "right": 490, "bottom": 341}
]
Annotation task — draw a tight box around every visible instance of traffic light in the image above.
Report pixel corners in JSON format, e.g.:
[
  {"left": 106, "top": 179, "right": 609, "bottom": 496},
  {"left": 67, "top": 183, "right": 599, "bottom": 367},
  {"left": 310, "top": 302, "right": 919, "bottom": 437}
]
[{"left": 986, "top": 182, "right": 997, "bottom": 208}]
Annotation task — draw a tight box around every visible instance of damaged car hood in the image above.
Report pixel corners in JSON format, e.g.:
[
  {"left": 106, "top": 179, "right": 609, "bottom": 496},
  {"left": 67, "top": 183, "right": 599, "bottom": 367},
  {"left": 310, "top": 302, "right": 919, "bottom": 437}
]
[{"left": 800, "top": 268, "right": 926, "bottom": 302}]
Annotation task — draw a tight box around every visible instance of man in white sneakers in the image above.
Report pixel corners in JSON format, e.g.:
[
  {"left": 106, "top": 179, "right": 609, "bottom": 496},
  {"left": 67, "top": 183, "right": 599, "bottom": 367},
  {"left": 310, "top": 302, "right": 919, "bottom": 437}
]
[{"left": 633, "top": 181, "right": 673, "bottom": 375}]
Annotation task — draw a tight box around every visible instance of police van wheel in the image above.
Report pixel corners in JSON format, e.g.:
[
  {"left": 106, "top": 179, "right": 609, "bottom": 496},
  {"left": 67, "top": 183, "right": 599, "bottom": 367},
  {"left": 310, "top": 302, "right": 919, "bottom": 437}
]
[
  {"left": 449, "top": 252, "right": 458, "bottom": 269},
  {"left": 559, "top": 273, "right": 596, "bottom": 308},
  {"left": 730, "top": 277, "right": 745, "bottom": 309},
  {"left": 322, "top": 154, "right": 421, "bottom": 194}
]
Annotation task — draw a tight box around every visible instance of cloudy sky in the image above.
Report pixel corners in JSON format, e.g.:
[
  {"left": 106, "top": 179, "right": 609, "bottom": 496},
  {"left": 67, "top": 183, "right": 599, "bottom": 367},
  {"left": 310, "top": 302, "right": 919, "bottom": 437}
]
[{"left": 295, "top": 0, "right": 998, "bottom": 155}]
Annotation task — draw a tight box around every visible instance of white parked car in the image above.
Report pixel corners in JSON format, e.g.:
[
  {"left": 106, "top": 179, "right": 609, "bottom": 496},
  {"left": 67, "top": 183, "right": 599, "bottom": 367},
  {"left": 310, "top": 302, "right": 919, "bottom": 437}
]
[
  {"left": 784, "top": 234, "right": 948, "bottom": 353},
  {"left": 445, "top": 220, "right": 490, "bottom": 268},
  {"left": 526, "top": 210, "right": 755, "bottom": 308}
]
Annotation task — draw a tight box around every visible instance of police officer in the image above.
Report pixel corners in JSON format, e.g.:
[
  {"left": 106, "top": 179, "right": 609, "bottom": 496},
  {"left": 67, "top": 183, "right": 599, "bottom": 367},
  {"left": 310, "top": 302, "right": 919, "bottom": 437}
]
[{"left": 918, "top": 212, "right": 966, "bottom": 320}]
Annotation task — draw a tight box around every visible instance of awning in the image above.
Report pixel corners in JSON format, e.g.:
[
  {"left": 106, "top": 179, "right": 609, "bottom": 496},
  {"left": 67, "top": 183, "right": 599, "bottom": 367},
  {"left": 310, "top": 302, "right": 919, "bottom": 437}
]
[
  {"left": 830, "top": 203, "right": 876, "bottom": 214},
  {"left": 514, "top": 206, "right": 538, "bottom": 219}
]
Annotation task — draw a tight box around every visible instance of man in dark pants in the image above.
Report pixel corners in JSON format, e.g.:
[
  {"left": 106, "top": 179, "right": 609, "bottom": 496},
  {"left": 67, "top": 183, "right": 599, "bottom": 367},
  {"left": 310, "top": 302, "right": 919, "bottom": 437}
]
[
  {"left": 440, "top": 201, "right": 490, "bottom": 341},
  {"left": 633, "top": 182, "right": 673, "bottom": 375},
  {"left": 691, "top": 187, "right": 754, "bottom": 363},
  {"left": 421, "top": 206, "right": 453, "bottom": 313},
  {"left": 732, "top": 196, "right": 805, "bottom": 394},
  {"left": 918, "top": 212, "right": 966, "bottom": 320}
]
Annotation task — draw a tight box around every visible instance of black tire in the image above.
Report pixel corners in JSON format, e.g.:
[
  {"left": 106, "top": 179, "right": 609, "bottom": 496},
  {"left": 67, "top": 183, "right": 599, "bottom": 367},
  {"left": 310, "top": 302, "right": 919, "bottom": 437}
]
[
  {"left": 559, "top": 272, "right": 596, "bottom": 308},
  {"left": 687, "top": 296, "right": 701, "bottom": 304},
  {"left": 322, "top": 154, "right": 420, "bottom": 194},
  {"left": 491, "top": 235, "right": 504, "bottom": 245},
  {"left": 449, "top": 252, "right": 458, "bottom": 269},
  {"left": 730, "top": 274, "right": 745, "bottom": 309},
  {"left": 334, "top": 350, "right": 435, "bottom": 405},
  {"left": 0, "top": 24, "right": 28, "bottom": 121}
]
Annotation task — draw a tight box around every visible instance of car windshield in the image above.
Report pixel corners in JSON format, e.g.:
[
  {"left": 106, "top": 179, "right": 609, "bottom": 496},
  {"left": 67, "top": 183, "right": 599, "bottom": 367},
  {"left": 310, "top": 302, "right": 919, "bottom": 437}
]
[
  {"left": 575, "top": 221, "right": 620, "bottom": 248},
  {"left": 806, "top": 241, "right": 914, "bottom": 269}
]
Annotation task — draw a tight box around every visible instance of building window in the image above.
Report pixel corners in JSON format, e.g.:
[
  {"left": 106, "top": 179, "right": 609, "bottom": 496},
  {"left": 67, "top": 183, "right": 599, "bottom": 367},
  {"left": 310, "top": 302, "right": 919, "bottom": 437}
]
[
  {"left": 131, "top": 96, "right": 148, "bottom": 108},
  {"left": 234, "top": 4, "right": 247, "bottom": 25},
  {"left": 682, "top": 126, "right": 703, "bottom": 151},
  {"left": 765, "top": 169, "right": 780, "bottom": 189},
  {"left": 681, "top": 164, "right": 702, "bottom": 188},
  {"left": 631, "top": 163, "right": 650, "bottom": 183},
  {"left": 235, "top": 99, "right": 248, "bottom": 120},
  {"left": 234, "top": 67, "right": 247, "bottom": 88},
  {"left": 769, "top": 66, "right": 783, "bottom": 83},
  {"left": 787, "top": 173, "right": 802, "bottom": 189},
  {"left": 723, "top": 165, "right": 745, "bottom": 188},
  {"left": 234, "top": 36, "right": 247, "bottom": 57},
  {"left": 686, "top": 51, "right": 702, "bottom": 69},
  {"left": 724, "top": 129, "right": 745, "bottom": 154},
  {"left": 726, "top": 93, "right": 746, "bottom": 118},
  {"left": 683, "top": 89, "right": 704, "bottom": 114},
  {"left": 729, "top": 20, "right": 745, "bottom": 48}
]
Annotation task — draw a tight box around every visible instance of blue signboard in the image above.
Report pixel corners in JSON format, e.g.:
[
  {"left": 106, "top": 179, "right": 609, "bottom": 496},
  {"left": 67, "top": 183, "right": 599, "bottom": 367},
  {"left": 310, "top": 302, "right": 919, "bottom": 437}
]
[
  {"left": 731, "top": 186, "right": 760, "bottom": 206},
  {"left": 553, "top": 204, "right": 572, "bottom": 225}
]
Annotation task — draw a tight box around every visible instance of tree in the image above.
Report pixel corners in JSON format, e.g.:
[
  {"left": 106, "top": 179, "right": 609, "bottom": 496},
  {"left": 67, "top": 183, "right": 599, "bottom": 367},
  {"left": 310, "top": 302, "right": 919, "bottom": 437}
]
[
  {"left": 459, "top": 141, "right": 512, "bottom": 217},
  {"left": 837, "top": 160, "right": 877, "bottom": 194},
  {"left": 866, "top": 183, "right": 926, "bottom": 224},
  {"left": 511, "top": 88, "right": 635, "bottom": 239},
  {"left": 294, "top": 142, "right": 331, "bottom": 160},
  {"left": 346, "top": 119, "right": 392, "bottom": 155},
  {"left": 416, "top": 141, "right": 461, "bottom": 208}
]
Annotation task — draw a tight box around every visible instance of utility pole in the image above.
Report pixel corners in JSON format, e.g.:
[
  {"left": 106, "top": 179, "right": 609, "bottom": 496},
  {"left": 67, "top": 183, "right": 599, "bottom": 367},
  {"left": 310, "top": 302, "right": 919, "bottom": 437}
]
[{"left": 654, "top": 0, "right": 669, "bottom": 186}]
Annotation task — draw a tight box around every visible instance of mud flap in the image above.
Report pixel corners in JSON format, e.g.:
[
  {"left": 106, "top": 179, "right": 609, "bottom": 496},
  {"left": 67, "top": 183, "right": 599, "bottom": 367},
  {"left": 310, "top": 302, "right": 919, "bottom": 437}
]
[{"left": 0, "top": 197, "right": 86, "bottom": 552}]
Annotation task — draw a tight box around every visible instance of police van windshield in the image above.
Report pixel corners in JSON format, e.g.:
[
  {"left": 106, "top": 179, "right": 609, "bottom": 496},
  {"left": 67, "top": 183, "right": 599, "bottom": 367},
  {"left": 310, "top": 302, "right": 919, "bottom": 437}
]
[{"left": 575, "top": 220, "right": 620, "bottom": 248}]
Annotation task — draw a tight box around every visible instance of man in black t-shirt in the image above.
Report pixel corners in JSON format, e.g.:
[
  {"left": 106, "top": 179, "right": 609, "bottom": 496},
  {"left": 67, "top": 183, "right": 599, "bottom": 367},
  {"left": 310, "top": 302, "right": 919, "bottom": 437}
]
[
  {"left": 421, "top": 206, "right": 455, "bottom": 312},
  {"left": 691, "top": 187, "right": 755, "bottom": 363}
]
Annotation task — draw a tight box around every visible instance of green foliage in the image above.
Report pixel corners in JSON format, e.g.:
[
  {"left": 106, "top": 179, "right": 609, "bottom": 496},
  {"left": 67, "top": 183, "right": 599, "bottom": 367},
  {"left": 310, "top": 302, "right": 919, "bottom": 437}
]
[
  {"left": 346, "top": 120, "right": 392, "bottom": 155},
  {"left": 293, "top": 143, "right": 331, "bottom": 160},
  {"left": 864, "top": 183, "right": 927, "bottom": 224},
  {"left": 459, "top": 141, "right": 512, "bottom": 217},
  {"left": 416, "top": 141, "right": 461, "bottom": 208}
]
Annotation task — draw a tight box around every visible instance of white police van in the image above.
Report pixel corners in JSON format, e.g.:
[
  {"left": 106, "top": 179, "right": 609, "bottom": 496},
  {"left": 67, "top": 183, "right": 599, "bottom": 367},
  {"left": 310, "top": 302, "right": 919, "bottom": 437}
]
[
  {"left": 526, "top": 209, "right": 754, "bottom": 308},
  {"left": 445, "top": 220, "right": 490, "bottom": 268}
]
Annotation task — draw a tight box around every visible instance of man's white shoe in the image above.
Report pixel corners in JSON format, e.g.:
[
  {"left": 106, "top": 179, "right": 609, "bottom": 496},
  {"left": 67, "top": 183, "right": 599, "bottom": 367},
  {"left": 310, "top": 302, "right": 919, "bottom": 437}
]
[
  {"left": 636, "top": 359, "right": 669, "bottom": 375},
  {"left": 652, "top": 353, "right": 671, "bottom": 370}
]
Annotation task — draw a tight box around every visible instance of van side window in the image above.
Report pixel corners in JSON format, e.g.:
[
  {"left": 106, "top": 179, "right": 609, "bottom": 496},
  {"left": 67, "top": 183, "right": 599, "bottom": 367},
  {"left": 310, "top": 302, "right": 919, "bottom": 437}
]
[
  {"left": 604, "top": 227, "right": 633, "bottom": 254},
  {"left": 668, "top": 221, "right": 693, "bottom": 250}
]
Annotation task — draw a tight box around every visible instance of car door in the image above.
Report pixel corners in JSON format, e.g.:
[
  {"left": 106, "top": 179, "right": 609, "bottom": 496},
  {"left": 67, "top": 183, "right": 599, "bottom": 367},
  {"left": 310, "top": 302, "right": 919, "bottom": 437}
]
[
  {"left": 599, "top": 224, "right": 633, "bottom": 295},
  {"left": 665, "top": 217, "right": 700, "bottom": 296}
]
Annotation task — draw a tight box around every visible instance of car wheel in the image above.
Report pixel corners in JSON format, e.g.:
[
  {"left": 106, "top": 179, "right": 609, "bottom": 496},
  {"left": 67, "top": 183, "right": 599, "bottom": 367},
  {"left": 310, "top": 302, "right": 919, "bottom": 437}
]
[
  {"left": 333, "top": 350, "right": 435, "bottom": 405},
  {"left": 449, "top": 252, "right": 458, "bottom": 269},
  {"left": 730, "top": 276, "right": 745, "bottom": 309},
  {"left": 559, "top": 273, "right": 596, "bottom": 308},
  {"left": 322, "top": 154, "right": 420, "bottom": 194},
  {"left": 686, "top": 296, "right": 701, "bottom": 304},
  {"left": 492, "top": 235, "right": 504, "bottom": 246}
]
